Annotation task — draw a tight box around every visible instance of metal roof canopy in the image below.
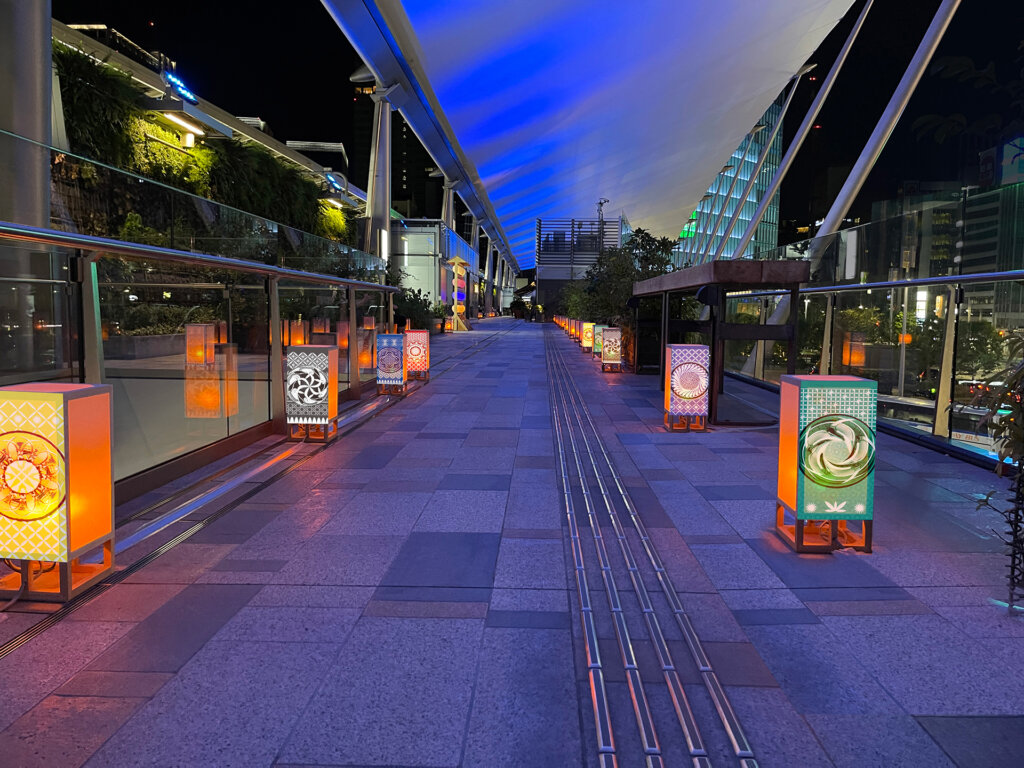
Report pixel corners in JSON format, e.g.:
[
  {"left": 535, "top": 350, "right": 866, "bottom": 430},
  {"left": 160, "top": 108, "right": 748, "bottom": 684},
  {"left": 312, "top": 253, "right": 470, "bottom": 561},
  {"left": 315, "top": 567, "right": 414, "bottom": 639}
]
[
  {"left": 322, "top": 0, "right": 856, "bottom": 269},
  {"left": 321, "top": 0, "right": 521, "bottom": 272}
]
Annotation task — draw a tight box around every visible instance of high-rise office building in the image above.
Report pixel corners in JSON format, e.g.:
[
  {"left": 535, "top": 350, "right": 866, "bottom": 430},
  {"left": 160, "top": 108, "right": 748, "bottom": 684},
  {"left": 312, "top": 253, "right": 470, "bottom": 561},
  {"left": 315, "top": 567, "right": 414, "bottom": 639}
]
[{"left": 678, "top": 99, "right": 783, "bottom": 263}]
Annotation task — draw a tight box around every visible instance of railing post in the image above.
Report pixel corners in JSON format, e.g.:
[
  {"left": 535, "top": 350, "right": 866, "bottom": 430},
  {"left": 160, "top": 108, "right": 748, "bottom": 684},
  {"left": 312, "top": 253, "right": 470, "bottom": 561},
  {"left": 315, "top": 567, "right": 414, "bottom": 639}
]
[
  {"left": 820, "top": 293, "right": 835, "bottom": 375},
  {"left": 269, "top": 276, "right": 285, "bottom": 431},
  {"left": 933, "top": 284, "right": 960, "bottom": 439},
  {"left": 347, "top": 286, "right": 361, "bottom": 397},
  {"left": 76, "top": 252, "right": 105, "bottom": 384}
]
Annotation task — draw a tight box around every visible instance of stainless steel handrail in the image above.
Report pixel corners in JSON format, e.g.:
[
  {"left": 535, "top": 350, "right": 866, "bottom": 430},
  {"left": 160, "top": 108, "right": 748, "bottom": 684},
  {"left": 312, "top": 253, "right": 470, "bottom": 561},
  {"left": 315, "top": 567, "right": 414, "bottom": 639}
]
[
  {"left": 0, "top": 221, "right": 399, "bottom": 294},
  {"left": 721, "top": 267, "right": 1024, "bottom": 300}
]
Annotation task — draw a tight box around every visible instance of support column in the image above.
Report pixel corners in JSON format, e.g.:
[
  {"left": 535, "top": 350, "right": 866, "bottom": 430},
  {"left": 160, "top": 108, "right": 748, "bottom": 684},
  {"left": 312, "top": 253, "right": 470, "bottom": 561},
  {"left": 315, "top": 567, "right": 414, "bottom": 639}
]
[
  {"left": 347, "top": 286, "right": 361, "bottom": 396},
  {"left": 269, "top": 278, "right": 285, "bottom": 431},
  {"left": 0, "top": 0, "right": 52, "bottom": 374},
  {"left": 441, "top": 180, "right": 456, "bottom": 230},
  {"left": 365, "top": 87, "right": 394, "bottom": 264}
]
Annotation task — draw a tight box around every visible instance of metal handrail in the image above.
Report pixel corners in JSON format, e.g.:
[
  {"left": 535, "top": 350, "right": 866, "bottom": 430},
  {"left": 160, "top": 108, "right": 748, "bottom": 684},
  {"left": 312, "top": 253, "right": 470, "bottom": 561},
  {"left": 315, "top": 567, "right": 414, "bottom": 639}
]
[
  {"left": 725, "top": 267, "right": 1024, "bottom": 299},
  {"left": 0, "top": 221, "right": 399, "bottom": 294}
]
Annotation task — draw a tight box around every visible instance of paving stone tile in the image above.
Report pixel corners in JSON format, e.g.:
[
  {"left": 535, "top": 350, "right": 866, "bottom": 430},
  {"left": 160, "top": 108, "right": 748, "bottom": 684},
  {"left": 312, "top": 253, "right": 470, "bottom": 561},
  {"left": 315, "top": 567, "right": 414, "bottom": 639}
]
[
  {"left": 280, "top": 618, "right": 483, "bottom": 767},
  {"left": 463, "top": 627, "right": 580, "bottom": 767},
  {"left": 916, "top": 715, "right": 1024, "bottom": 768},
  {"left": 693, "top": 484, "right": 774, "bottom": 500},
  {"left": 122, "top": 543, "right": 237, "bottom": 585},
  {"left": 494, "top": 538, "right": 566, "bottom": 590},
  {"left": 746, "top": 536, "right": 897, "bottom": 589},
  {"left": 363, "top": 600, "right": 489, "bottom": 618},
  {"left": 501, "top": 527, "right": 562, "bottom": 539},
  {"left": 932, "top": 604, "right": 1024, "bottom": 638},
  {"left": 791, "top": 586, "right": 914, "bottom": 602},
  {"left": 246, "top": 471, "right": 334, "bottom": 503},
  {"left": 732, "top": 604, "right": 821, "bottom": 625},
  {"left": 0, "top": 621, "right": 132, "bottom": 732},
  {"left": 680, "top": 592, "right": 750, "bottom": 640},
  {"left": 372, "top": 585, "right": 492, "bottom": 602},
  {"left": 210, "top": 558, "right": 288, "bottom": 572},
  {"left": 719, "top": 588, "right": 806, "bottom": 610},
  {"left": 820, "top": 614, "right": 1024, "bottom": 715},
  {"left": 272, "top": 535, "right": 405, "bottom": 586},
  {"left": 55, "top": 670, "right": 173, "bottom": 699},
  {"left": 710, "top": 498, "right": 777, "bottom": 538},
  {"left": 489, "top": 588, "right": 568, "bottom": 612},
  {"left": 414, "top": 490, "right": 507, "bottom": 532},
  {"left": 381, "top": 532, "right": 501, "bottom": 588},
  {"left": 805, "top": 599, "right": 934, "bottom": 616},
  {"left": 87, "top": 641, "right": 337, "bottom": 768},
  {"left": 704, "top": 641, "right": 778, "bottom": 687},
  {"left": 316, "top": 491, "right": 431, "bottom": 536},
  {"left": 436, "top": 471, "right": 512, "bottom": 491},
  {"left": 88, "top": 584, "right": 260, "bottom": 673},
  {"left": 0, "top": 695, "right": 147, "bottom": 768},
  {"left": 249, "top": 585, "right": 373, "bottom": 608},
  {"left": 67, "top": 583, "right": 187, "bottom": 624},
  {"left": 746, "top": 624, "right": 905, "bottom": 717},
  {"left": 866, "top": 549, "right": 1005, "bottom": 588},
  {"left": 808, "top": 714, "right": 956, "bottom": 768},
  {"left": 214, "top": 606, "right": 361, "bottom": 643},
  {"left": 647, "top": 528, "right": 717, "bottom": 593},
  {"left": 452, "top": 445, "right": 518, "bottom": 470},
  {"left": 689, "top": 543, "right": 786, "bottom": 590},
  {"left": 485, "top": 609, "right": 570, "bottom": 629}
]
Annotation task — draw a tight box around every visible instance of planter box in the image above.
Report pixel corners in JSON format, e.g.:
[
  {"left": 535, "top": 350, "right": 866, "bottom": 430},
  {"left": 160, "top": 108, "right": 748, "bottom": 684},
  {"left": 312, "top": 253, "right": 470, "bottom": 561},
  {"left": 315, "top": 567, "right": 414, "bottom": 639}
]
[
  {"left": 104, "top": 333, "right": 185, "bottom": 360},
  {"left": 429, "top": 318, "right": 444, "bottom": 335}
]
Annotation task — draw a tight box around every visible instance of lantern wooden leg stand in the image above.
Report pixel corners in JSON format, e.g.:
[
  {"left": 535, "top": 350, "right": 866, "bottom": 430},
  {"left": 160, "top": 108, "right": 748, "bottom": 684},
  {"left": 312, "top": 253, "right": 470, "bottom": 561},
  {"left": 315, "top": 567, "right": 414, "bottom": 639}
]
[
  {"left": 0, "top": 383, "right": 115, "bottom": 603},
  {"left": 664, "top": 413, "right": 707, "bottom": 432}
]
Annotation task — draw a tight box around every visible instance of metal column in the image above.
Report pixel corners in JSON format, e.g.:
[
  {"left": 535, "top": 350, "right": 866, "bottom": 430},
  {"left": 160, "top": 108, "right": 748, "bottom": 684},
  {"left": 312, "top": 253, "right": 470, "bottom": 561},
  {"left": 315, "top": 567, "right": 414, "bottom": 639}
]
[
  {"left": 269, "top": 277, "right": 285, "bottom": 431},
  {"left": 365, "top": 87, "right": 394, "bottom": 264}
]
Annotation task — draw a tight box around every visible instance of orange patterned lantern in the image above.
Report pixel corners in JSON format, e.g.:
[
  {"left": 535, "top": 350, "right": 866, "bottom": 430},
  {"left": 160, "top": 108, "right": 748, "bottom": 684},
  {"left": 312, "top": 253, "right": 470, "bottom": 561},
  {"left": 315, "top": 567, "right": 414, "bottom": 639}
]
[
  {"left": 186, "top": 323, "right": 216, "bottom": 367},
  {"left": 405, "top": 329, "right": 430, "bottom": 381},
  {"left": 0, "top": 383, "right": 114, "bottom": 602}
]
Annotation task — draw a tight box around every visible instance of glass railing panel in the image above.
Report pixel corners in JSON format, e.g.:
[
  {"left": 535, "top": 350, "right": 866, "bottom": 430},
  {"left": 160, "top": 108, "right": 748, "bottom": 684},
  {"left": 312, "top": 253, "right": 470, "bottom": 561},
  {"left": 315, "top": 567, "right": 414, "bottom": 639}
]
[
  {"left": 278, "top": 282, "right": 351, "bottom": 390},
  {"left": 0, "top": 241, "right": 77, "bottom": 383},
  {"left": 2, "top": 128, "right": 386, "bottom": 279},
  {"left": 355, "top": 289, "right": 385, "bottom": 380},
  {"left": 950, "top": 281, "right": 1015, "bottom": 460},
  {"left": 96, "top": 253, "right": 269, "bottom": 480}
]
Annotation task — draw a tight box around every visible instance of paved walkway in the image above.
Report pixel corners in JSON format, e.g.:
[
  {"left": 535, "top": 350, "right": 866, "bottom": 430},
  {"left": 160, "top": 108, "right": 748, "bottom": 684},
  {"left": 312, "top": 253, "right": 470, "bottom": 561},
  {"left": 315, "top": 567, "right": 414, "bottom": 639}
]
[{"left": 0, "top": 319, "right": 1021, "bottom": 767}]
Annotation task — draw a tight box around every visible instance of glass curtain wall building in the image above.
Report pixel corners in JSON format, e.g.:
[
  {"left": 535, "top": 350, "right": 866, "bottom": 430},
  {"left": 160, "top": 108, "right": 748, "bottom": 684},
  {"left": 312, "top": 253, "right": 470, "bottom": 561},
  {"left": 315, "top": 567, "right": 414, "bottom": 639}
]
[{"left": 679, "top": 99, "right": 783, "bottom": 263}]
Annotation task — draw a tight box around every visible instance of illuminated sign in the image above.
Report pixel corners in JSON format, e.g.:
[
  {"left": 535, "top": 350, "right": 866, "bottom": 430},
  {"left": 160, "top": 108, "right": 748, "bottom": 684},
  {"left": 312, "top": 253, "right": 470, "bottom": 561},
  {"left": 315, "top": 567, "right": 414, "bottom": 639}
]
[
  {"left": 164, "top": 71, "right": 198, "bottom": 104},
  {"left": 405, "top": 330, "right": 430, "bottom": 380},
  {"left": 377, "top": 334, "right": 407, "bottom": 392},
  {"left": 0, "top": 383, "right": 114, "bottom": 601},
  {"left": 601, "top": 327, "right": 622, "bottom": 371},
  {"left": 285, "top": 346, "right": 338, "bottom": 426},
  {"left": 581, "top": 322, "right": 595, "bottom": 351},
  {"left": 664, "top": 344, "right": 709, "bottom": 430},
  {"left": 777, "top": 375, "right": 876, "bottom": 552},
  {"left": 593, "top": 325, "right": 608, "bottom": 357}
]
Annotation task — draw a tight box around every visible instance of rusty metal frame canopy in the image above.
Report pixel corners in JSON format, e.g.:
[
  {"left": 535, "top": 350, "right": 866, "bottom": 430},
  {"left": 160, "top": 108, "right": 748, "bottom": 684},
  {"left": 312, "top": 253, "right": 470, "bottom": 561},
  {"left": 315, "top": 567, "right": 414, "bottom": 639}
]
[{"left": 322, "top": 0, "right": 856, "bottom": 269}]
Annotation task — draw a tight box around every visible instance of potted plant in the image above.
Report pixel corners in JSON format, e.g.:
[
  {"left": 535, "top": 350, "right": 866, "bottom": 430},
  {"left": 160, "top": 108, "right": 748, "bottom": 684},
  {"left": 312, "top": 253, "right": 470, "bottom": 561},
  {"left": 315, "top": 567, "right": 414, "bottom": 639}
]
[{"left": 430, "top": 301, "right": 447, "bottom": 334}]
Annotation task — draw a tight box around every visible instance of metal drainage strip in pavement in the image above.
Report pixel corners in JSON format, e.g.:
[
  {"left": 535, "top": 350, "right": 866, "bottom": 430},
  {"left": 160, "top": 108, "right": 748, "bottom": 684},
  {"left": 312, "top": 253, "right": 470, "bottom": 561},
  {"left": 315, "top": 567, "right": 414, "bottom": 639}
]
[{"left": 546, "top": 329, "right": 758, "bottom": 768}]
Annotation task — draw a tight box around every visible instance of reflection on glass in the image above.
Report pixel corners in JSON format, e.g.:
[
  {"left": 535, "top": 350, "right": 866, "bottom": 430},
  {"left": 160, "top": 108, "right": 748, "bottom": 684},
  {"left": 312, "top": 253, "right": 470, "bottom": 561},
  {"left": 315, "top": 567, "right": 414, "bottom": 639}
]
[{"left": 98, "top": 255, "right": 269, "bottom": 480}]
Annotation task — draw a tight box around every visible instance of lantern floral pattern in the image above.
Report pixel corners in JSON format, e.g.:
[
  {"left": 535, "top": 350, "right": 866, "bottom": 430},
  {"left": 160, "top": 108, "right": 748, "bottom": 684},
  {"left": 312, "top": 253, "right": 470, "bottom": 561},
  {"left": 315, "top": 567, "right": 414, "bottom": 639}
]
[{"left": 0, "top": 432, "right": 65, "bottom": 522}]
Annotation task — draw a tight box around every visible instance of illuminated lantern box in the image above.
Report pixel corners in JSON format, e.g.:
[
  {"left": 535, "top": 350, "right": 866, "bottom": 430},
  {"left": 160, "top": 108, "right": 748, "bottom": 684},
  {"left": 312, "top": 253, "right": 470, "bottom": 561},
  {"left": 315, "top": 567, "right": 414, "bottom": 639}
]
[
  {"left": 0, "top": 383, "right": 114, "bottom": 602},
  {"left": 405, "top": 329, "right": 430, "bottom": 381},
  {"left": 664, "top": 344, "right": 709, "bottom": 432},
  {"left": 601, "top": 327, "right": 622, "bottom": 372},
  {"left": 776, "top": 375, "right": 876, "bottom": 553},
  {"left": 593, "top": 325, "right": 608, "bottom": 358},
  {"left": 571, "top": 319, "right": 579, "bottom": 340},
  {"left": 377, "top": 334, "right": 407, "bottom": 394},
  {"left": 184, "top": 325, "right": 238, "bottom": 420},
  {"left": 285, "top": 346, "right": 339, "bottom": 442},
  {"left": 581, "top": 322, "right": 595, "bottom": 352},
  {"left": 444, "top": 316, "right": 453, "bottom": 332}
]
